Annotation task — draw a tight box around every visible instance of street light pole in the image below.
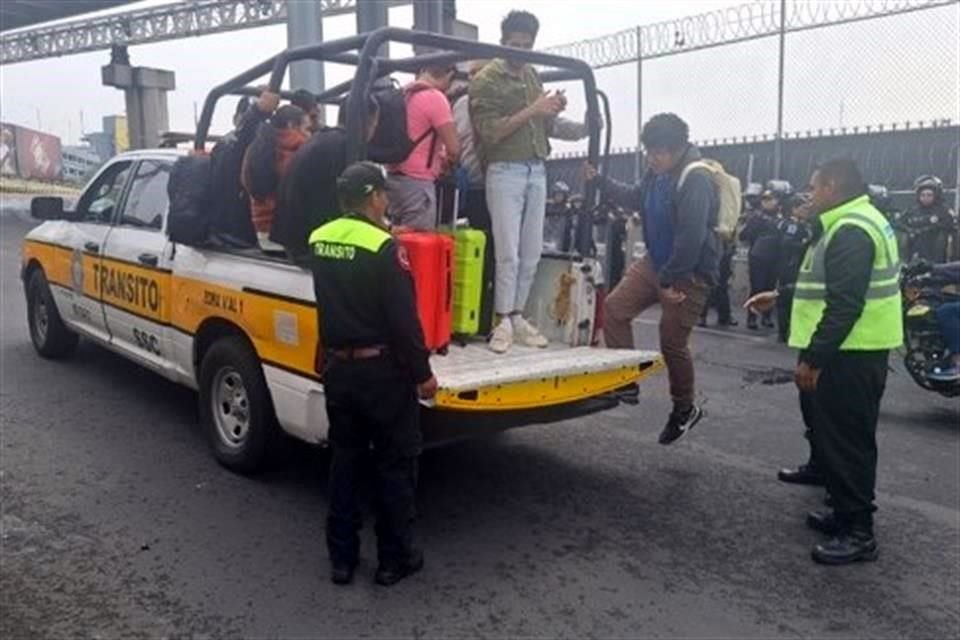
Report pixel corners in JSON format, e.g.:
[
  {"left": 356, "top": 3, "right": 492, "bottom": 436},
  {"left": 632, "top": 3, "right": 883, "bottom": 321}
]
[{"left": 773, "top": 0, "right": 787, "bottom": 180}]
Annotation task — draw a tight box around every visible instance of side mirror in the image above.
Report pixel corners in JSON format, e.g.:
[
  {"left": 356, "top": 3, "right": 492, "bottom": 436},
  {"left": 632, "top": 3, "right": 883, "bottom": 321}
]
[{"left": 30, "top": 196, "right": 67, "bottom": 221}]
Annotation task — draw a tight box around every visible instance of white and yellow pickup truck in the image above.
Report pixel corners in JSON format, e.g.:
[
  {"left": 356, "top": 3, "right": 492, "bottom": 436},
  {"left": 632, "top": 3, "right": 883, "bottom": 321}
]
[{"left": 21, "top": 149, "right": 662, "bottom": 472}]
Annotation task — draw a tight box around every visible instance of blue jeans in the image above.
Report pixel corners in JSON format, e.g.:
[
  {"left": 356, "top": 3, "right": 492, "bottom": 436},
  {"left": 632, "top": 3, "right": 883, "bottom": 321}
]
[
  {"left": 485, "top": 161, "right": 547, "bottom": 315},
  {"left": 936, "top": 302, "right": 960, "bottom": 354}
]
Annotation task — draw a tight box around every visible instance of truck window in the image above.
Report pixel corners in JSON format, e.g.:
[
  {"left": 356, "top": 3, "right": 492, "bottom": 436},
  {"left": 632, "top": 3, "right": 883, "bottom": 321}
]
[
  {"left": 76, "top": 160, "right": 133, "bottom": 224},
  {"left": 120, "top": 160, "right": 171, "bottom": 231}
]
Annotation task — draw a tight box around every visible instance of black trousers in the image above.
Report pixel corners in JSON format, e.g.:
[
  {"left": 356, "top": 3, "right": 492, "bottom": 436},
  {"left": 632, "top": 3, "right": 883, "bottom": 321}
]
[
  {"left": 748, "top": 256, "right": 778, "bottom": 322},
  {"left": 777, "top": 286, "right": 795, "bottom": 341},
  {"left": 701, "top": 246, "right": 734, "bottom": 323},
  {"left": 800, "top": 351, "right": 889, "bottom": 532},
  {"left": 323, "top": 356, "right": 422, "bottom": 567}
]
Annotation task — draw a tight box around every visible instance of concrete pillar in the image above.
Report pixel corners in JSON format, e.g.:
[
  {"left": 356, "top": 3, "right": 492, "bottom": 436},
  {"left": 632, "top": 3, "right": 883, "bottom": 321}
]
[
  {"left": 102, "top": 63, "right": 175, "bottom": 150},
  {"left": 286, "top": 0, "right": 325, "bottom": 97},
  {"left": 412, "top": 0, "right": 455, "bottom": 52},
  {"left": 357, "top": 0, "right": 389, "bottom": 57}
]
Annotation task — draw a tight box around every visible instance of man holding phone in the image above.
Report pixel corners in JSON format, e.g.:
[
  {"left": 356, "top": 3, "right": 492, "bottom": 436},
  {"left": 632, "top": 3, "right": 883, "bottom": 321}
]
[{"left": 469, "top": 10, "right": 591, "bottom": 353}]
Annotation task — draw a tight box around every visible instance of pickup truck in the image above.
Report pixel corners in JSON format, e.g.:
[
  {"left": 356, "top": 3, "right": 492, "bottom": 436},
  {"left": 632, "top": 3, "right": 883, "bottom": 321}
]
[
  {"left": 21, "top": 149, "right": 661, "bottom": 472},
  {"left": 20, "top": 28, "right": 663, "bottom": 473}
]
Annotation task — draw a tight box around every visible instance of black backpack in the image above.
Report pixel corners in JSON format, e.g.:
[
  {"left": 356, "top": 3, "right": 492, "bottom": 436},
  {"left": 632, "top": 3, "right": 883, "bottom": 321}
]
[
  {"left": 367, "top": 82, "right": 439, "bottom": 166},
  {"left": 167, "top": 154, "right": 213, "bottom": 245}
]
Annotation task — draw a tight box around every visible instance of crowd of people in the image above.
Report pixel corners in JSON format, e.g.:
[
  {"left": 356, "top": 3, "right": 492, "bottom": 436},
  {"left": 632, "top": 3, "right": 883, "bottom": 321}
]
[{"left": 195, "top": 7, "right": 958, "bottom": 586}]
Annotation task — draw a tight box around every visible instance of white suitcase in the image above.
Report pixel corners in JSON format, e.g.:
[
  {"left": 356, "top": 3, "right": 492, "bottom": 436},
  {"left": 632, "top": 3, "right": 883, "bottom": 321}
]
[
  {"left": 624, "top": 214, "right": 646, "bottom": 270},
  {"left": 524, "top": 253, "right": 599, "bottom": 346}
]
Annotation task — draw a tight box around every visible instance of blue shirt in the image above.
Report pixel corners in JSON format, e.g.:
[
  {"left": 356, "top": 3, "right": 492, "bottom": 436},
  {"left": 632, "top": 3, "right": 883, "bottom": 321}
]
[{"left": 644, "top": 174, "right": 675, "bottom": 272}]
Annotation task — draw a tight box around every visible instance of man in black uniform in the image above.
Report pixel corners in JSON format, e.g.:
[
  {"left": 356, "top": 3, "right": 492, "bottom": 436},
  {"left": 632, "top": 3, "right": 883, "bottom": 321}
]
[
  {"left": 309, "top": 162, "right": 438, "bottom": 587},
  {"left": 775, "top": 198, "right": 813, "bottom": 342}
]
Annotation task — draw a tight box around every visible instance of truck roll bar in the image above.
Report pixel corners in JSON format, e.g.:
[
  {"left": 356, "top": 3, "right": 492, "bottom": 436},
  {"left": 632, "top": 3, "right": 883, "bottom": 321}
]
[{"left": 194, "top": 27, "right": 604, "bottom": 255}]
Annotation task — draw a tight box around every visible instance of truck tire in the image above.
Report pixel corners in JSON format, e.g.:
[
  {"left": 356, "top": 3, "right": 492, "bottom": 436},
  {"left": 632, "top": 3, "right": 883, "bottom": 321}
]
[
  {"left": 26, "top": 269, "right": 79, "bottom": 359},
  {"left": 198, "top": 335, "right": 279, "bottom": 473}
]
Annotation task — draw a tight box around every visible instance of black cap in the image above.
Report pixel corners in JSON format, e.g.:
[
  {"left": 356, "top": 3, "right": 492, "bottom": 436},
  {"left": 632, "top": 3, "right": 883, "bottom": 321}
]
[
  {"left": 337, "top": 162, "right": 387, "bottom": 200},
  {"left": 291, "top": 88, "right": 318, "bottom": 112}
]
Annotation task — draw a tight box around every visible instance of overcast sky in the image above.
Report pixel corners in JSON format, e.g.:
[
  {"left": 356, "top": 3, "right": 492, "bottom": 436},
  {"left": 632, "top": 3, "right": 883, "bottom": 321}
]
[{"left": 0, "top": 0, "right": 957, "bottom": 152}]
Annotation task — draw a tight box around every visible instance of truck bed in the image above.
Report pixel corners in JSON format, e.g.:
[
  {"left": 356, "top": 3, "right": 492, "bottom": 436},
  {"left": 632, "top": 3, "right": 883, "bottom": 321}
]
[{"left": 429, "top": 343, "right": 662, "bottom": 411}]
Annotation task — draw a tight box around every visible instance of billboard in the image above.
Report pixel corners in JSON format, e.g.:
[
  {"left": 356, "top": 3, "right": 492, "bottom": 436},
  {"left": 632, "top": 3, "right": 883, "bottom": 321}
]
[
  {"left": 14, "top": 125, "right": 62, "bottom": 181},
  {"left": 0, "top": 122, "right": 18, "bottom": 176}
]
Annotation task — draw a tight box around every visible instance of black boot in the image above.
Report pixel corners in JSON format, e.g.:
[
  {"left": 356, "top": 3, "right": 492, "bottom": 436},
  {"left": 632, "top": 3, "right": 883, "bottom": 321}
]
[
  {"left": 777, "top": 463, "right": 825, "bottom": 486},
  {"left": 812, "top": 531, "right": 878, "bottom": 565},
  {"left": 747, "top": 313, "right": 758, "bottom": 330},
  {"left": 330, "top": 561, "right": 356, "bottom": 585},
  {"left": 719, "top": 317, "right": 739, "bottom": 327},
  {"left": 806, "top": 510, "right": 842, "bottom": 536},
  {"left": 375, "top": 549, "right": 424, "bottom": 586},
  {"left": 761, "top": 313, "right": 775, "bottom": 328}
]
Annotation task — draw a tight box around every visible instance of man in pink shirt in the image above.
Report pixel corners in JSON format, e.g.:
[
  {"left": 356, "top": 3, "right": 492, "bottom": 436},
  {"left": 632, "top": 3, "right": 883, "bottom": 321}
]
[{"left": 387, "top": 65, "right": 461, "bottom": 230}]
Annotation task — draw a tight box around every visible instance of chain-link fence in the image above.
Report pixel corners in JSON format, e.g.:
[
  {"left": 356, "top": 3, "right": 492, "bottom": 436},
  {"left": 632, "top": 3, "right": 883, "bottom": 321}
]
[{"left": 545, "top": 0, "right": 959, "bottom": 194}]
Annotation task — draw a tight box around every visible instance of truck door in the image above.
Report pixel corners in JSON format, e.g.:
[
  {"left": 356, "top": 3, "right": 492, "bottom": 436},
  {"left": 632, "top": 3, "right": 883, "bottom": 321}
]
[
  {"left": 61, "top": 159, "right": 135, "bottom": 343},
  {"left": 99, "top": 159, "right": 174, "bottom": 373}
]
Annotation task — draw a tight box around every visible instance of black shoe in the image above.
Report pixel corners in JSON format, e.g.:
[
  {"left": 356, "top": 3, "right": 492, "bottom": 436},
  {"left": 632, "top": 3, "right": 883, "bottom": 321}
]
[
  {"left": 747, "top": 316, "right": 758, "bottom": 330},
  {"left": 761, "top": 315, "right": 775, "bottom": 328},
  {"left": 777, "top": 463, "right": 825, "bottom": 486},
  {"left": 697, "top": 317, "right": 708, "bottom": 328},
  {"left": 614, "top": 383, "right": 640, "bottom": 406},
  {"left": 375, "top": 549, "right": 424, "bottom": 587},
  {"left": 812, "top": 532, "right": 878, "bottom": 565},
  {"left": 658, "top": 405, "right": 703, "bottom": 445},
  {"left": 806, "top": 510, "right": 842, "bottom": 536},
  {"left": 330, "top": 561, "right": 355, "bottom": 586},
  {"left": 719, "top": 318, "right": 739, "bottom": 327}
]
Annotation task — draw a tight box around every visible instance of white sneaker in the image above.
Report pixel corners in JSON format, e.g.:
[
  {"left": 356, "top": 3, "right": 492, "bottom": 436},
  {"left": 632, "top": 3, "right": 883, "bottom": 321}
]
[
  {"left": 488, "top": 317, "right": 514, "bottom": 354},
  {"left": 513, "top": 316, "right": 549, "bottom": 348}
]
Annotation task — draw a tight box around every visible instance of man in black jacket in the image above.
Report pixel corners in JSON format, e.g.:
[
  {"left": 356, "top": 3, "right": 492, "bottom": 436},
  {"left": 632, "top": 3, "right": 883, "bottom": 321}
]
[
  {"left": 584, "top": 113, "right": 718, "bottom": 444},
  {"left": 747, "top": 159, "right": 903, "bottom": 565},
  {"left": 209, "top": 90, "right": 279, "bottom": 246},
  {"left": 741, "top": 188, "right": 783, "bottom": 329},
  {"left": 272, "top": 96, "right": 380, "bottom": 263},
  {"left": 310, "top": 162, "right": 438, "bottom": 587}
]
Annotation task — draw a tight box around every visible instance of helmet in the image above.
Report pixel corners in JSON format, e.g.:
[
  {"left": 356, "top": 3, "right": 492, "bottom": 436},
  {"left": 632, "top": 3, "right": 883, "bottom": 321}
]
[
  {"left": 765, "top": 179, "right": 794, "bottom": 198},
  {"left": 743, "top": 182, "right": 763, "bottom": 209},
  {"left": 867, "top": 184, "right": 892, "bottom": 212},
  {"left": 913, "top": 175, "right": 943, "bottom": 201},
  {"left": 552, "top": 181, "right": 571, "bottom": 196}
]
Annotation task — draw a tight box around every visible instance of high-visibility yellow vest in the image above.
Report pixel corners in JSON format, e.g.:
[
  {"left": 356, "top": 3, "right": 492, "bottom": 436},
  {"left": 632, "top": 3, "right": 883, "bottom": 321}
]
[
  {"left": 789, "top": 195, "right": 903, "bottom": 351},
  {"left": 308, "top": 215, "right": 391, "bottom": 260}
]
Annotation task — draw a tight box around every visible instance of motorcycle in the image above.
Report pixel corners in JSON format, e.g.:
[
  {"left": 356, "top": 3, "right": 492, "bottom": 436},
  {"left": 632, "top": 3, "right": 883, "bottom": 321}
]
[{"left": 900, "top": 261, "right": 960, "bottom": 397}]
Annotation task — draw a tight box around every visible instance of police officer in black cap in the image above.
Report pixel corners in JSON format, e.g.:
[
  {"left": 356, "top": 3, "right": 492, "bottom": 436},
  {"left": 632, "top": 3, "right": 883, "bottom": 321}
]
[{"left": 309, "top": 161, "right": 438, "bottom": 587}]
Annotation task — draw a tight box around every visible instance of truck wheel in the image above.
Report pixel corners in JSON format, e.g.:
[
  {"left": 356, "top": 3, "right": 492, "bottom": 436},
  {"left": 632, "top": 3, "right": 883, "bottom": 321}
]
[
  {"left": 26, "top": 269, "right": 79, "bottom": 359},
  {"left": 199, "top": 335, "right": 279, "bottom": 474}
]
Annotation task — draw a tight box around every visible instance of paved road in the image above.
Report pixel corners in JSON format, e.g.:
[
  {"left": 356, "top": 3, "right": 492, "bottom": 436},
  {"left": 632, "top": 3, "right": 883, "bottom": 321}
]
[{"left": 2, "top": 208, "right": 958, "bottom": 639}]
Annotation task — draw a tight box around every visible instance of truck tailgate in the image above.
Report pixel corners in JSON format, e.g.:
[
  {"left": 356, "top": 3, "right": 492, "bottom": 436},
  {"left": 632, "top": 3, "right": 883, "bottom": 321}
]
[{"left": 429, "top": 345, "right": 662, "bottom": 411}]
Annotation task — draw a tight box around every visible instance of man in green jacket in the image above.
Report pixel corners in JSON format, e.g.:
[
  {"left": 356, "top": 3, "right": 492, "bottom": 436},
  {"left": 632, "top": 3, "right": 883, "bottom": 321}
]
[
  {"left": 747, "top": 158, "right": 902, "bottom": 565},
  {"left": 469, "top": 10, "right": 590, "bottom": 354}
]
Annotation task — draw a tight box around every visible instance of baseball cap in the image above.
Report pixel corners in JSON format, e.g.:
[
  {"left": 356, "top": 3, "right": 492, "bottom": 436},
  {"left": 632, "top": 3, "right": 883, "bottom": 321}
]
[
  {"left": 291, "top": 88, "right": 318, "bottom": 112},
  {"left": 336, "top": 162, "right": 387, "bottom": 200}
]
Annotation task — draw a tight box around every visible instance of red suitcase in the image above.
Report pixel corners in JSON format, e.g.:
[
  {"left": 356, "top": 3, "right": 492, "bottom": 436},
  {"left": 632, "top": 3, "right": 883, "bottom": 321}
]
[{"left": 397, "top": 231, "right": 453, "bottom": 352}]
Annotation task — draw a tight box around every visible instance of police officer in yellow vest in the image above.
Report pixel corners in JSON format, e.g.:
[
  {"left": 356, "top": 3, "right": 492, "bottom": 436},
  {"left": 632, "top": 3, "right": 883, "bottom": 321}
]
[
  {"left": 309, "top": 161, "right": 438, "bottom": 586},
  {"left": 746, "top": 159, "right": 902, "bottom": 565}
]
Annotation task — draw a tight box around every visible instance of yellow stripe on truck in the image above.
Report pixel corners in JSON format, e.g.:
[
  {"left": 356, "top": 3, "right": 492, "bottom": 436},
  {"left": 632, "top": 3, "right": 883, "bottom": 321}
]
[
  {"left": 171, "top": 277, "right": 320, "bottom": 380},
  {"left": 24, "top": 239, "right": 657, "bottom": 411},
  {"left": 433, "top": 360, "right": 662, "bottom": 411},
  {"left": 93, "top": 258, "right": 171, "bottom": 324},
  {"left": 23, "top": 240, "right": 73, "bottom": 289}
]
